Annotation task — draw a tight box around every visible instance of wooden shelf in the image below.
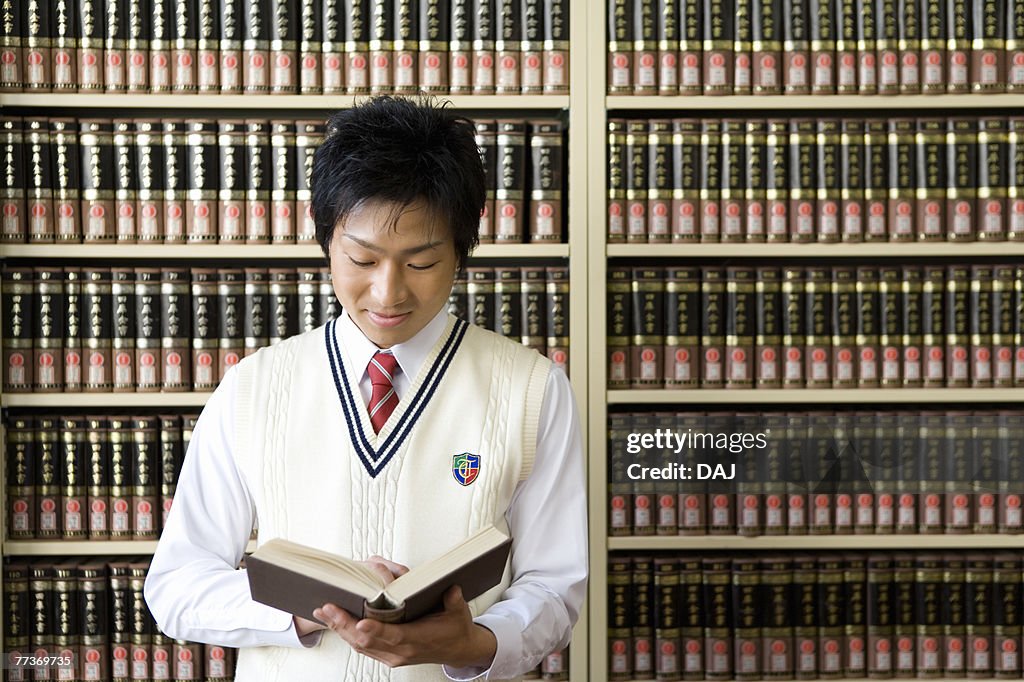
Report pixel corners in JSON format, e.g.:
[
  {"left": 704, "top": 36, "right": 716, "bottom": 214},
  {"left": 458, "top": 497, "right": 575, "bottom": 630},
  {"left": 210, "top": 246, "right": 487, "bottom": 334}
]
[
  {"left": 0, "top": 93, "right": 570, "bottom": 110},
  {"left": 0, "top": 243, "right": 569, "bottom": 259},
  {"left": 609, "top": 534, "right": 1024, "bottom": 552},
  {"left": 608, "top": 388, "right": 1024, "bottom": 404},
  {"left": 2, "top": 392, "right": 213, "bottom": 408},
  {"left": 607, "top": 242, "right": 1024, "bottom": 258},
  {"left": 4, "top": 540, "right": 257, "bottom": 556},
  {"left": 606, "top": 94, "right": 1024, "bottom": 110}
]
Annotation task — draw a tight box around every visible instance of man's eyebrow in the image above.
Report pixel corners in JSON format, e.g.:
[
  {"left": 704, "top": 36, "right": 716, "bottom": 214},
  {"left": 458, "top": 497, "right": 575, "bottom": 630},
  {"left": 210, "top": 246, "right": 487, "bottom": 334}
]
[{"left": 342, "top": 233, "right": 446, "bottom": 256}]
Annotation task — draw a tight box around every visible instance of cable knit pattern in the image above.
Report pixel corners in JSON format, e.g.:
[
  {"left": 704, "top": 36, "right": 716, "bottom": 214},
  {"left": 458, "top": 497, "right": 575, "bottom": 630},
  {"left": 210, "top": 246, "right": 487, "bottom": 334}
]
[{"left": 231, "top": 319, "right": 549, "bottom": 682}]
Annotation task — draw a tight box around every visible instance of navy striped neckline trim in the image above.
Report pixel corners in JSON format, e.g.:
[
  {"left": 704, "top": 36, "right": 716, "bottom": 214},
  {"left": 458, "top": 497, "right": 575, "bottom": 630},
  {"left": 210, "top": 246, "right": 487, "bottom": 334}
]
[{"left": 325, "top": 317, "right": 468, "bottom": 479}]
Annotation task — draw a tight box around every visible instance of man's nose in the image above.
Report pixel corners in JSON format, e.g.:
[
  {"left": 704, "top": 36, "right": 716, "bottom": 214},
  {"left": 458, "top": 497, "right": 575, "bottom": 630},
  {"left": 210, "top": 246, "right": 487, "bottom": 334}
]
[{"left": 372, "top": 262, "right": 409, "bottom": 307}]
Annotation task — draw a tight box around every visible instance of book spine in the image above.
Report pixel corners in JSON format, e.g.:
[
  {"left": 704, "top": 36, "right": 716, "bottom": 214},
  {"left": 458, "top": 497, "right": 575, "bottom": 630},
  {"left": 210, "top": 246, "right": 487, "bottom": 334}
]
[
  {"left": 921, "top": 0, "right": 945, "bottom": 90},
  {"left": 85, "top": 416, "right": 108, "bottom": 538},
  {"left": 25, "top": 119, "right": 54, "bottom": 242},
  {"left": 838, "top": 119, "right": 864, "bottom": 241},
  {"left": 656, "top": 0, "right": 680, "bottom": 93},
  {"left": 244, "top": 120, "right": 270, "bottom": 243},
  {"left": 672, "top": 118, "right": 701, "bottom": 242},
  {"left": 807, "top": 0, "right": 833, "bottom": 94},
  {"left": 892, "top": 555, "right": 915, "bottom": 677},
  {"left": 878, "top": 267, "right": 902, "bottom": 387},
  {"left": 945, "top": 264, "right": 970, "bottom": 387},
  {"left": 131, "top": 416, "right": 158, "bottom": 539},
  {"left": 3, "top": 564, "right": 31, "bottom": 679},
  {"left": 1017, "top": 266, "right": 1024, "bottom": 384},
  {"left": 319, "top": 0, "right": 344, "bottom": 93},
  {"left": 789, "top": 118, "right": 816, "bottom": 242},
  {"left": 916, "top": 118, "right": 946, "bottom": 240},
  {"left": 609, "top": 414, "right": 632, "bottom": 536},
  {"left": 626, "top": 119, "right": 649, "bottom": 242},
  {"left": 703, "top": 557, "right": 733, "bottom": 680},
  {"left": 494, "top": 266, "right": 522, "bottom": 341},
  {"left": 919, "top": 265, "right": 944, "bottom": 387},
  {"left": 676, "top": 0, "right": 700, "bottom": 93},
  {"left": 664, "top": 267, "right": 700, "bottom": 388},
  {"left": 632, "top": 556, "right": 655, "bottom": 678},
  {"left": 943, "top": 555, "right": 968, "bottom": 676},
  {"left": 517, "top": 0, "right": 541, "bottom": 93},
  {"left": 475, "top": 119, "right": 496, "bottom": 243},
  {"left": 51, "top": 119, "right": 81, "bottom": 241},
  {"left": 269, "top": 0, "right": 298, "bottom": 94},
  {"left": 818, "top": 556, "right": 844, "bottom": 678},
  {"left": 762, "top": 414, "right": 787, "bottom": 535},
  {"left": 1009, "top": 118, "right": 1024, "bottom": 240},
  {"left": 80, "top": 119, "right": 116, "bottom": 241},
  {"left": 545, "top": 266, "right": 568, "bottom": 372},
  {"left": 917, "top": 413, "right": 944, "bottom": 533},
  {"left": 654, "top": 558, "right": 682, "bottom": 679},
  {"left": 732, "top": 0, "right": 751, "bottom": 94},
  {"left": 111, "top": 267, "right": 135, "bottom": 391},
  {"left": 701, "top": 266, "right": 726, "bottom": 388},
  {"left": 700, "top": 120, "right": 721, "bottom": 242},
  {"left": 149, "top": 0, "right": 172, "bottom": 90},
  {"left": 872, "top": 414, "right": 898, "bottom": 533},
  {"left": 162, "top": 120, "right": 187, "bottom": 242},
  {"left": 112, "top": 120, "right": 136, "bottom": 242},
  {"left": 159, "top": 414, "right": 182, "bottom": 526},
  {"left": 124, "top": 0, "right": 149, "bottom": 91},
  {"left": 972, "top": 0, "right": 1006, "bottom": 91},
  {"left": 543, "top": 0, "right": 568, "bottom": 92},
  {"left": 297, "top": 130, "right": 324, "bottom": 235},
  {"left": 77, "top": 0, "right": 104, "bottom": 90},
  {"left": 966, "top": 556, "right": 994, "bottom": 678},
  {"left": 863, "top": 119, "right": 888, "bottom": 241},
  {"left": 417, "top": 0, "right": 448, "bottom": 92},
  {"left": 856, "top": 266, "right": 880, "bottom": 387},
  {"left": 978, "top": 117, "right": 1009, "bottom": 240},
  {"left": 755, "top": 266, "right": 782, "bottom": 388},
  {"left": 733, "top": 558, "right": 761, "bottom": 679},
  {"left": 609, "top": 557, "right": 634, "bottom": 680},
  {"left": 393, "top": 0, "right": 418, "bottom": 93},
  {"left": 171, "top": 0, "right": 197, "bottom": 92},
  {"left": 726, "top": 266, "right": 755, "bottom": 388},
  {"left": 678, "top": 558, "right": 704, "bottom": 679},
  {"left": 297, "top": 267, "right": 318, "bottom": 333},
  {"left": 467, "top": 266, "right": 495, "bottom": 331},
  {"left": 631, "top": 267, "right": 665, "bottom": 388},
  {"left": 7, "top": 418, "right": 35, "bottom": 538},
  {"left": 897, "top": 0, "right": 921, "bottom": 91},
  {"left": 765, "top": 119, "right": 789, "bottom": 242},
  {"left": 520, "top": 266, "right": 546, "bottom": 353},
  {"left": 700, "top": 0, "right": 732, "bottom": 94},
  {"left": 242, "top": 0, "right": 270, "bottom": 91},
  {"left": 993, "top": 554, "right": 1021, "bottom": 678},
  {"left": 191, "top": 267, "right": 218, "bottom": 390},
  {"left": 82, "top": 267, "right": 112, "bottom": 391},
  {"left": 470, "top": 0, "right": 495, "bottom": 93},
  {"left": 752, "top": 0, "right": 783, "bottom": 93},
  {"left": 36, "top": 419, "right": 62, "bottom": 541},
  {"left": 785, "top": 416, "right": 810, "bottom": 536},
  {"left": 655, "top": 414, "right": 678, "bottom": 536},
  {"left": 450, "top": 0, "right": 472, "bottom": 91},
  {"left": 495, "top": 120, "right": 526, "bottom": 243},
  {"left": 781, "top": 266, "right": 805, "bottom": 387},
  {"left": 268, "top": 268, "right": 297, "bottom": 343},
  {"left": 648, "top": 119, "right": 673, "bottom": 242},
  {"left": 270, "top": 121, "right": 296, "bottom": 243},
  {"left": 244, "top": 267, "right": 269, "bottom": 354},
  {"left": 161, "top": 267, "right": 191, "bottom": 390},
  {"left": 945, "top": 412, "right": 973, "bottom": 533},
  {"left": 887, "top": 118, "right": 915, "bottom": 241},
  {"left": 792, "top": 555, "right": 818, "bottom": 679},
  {"left": 761, "top": 557, "right": 794, "bottom": 677},
  {"left": 529, "top": 119, "right": 563, "bottom": 243},
  {"left": 844, "top": 556, "right": 867, "bottom": 676},
  {"left": 0, "top": 0, "right": 23, "bottom": 91},
  {"left": 319, "top": 266, "right": 341, "bottom": 324},
  {"left": 133, "top": 120, "right": 162, "bottom": 241},
  {"left": 133, "top": 267, "right": 160, "bottom": 390},
  {"left": 782, "top": 0, "right": 810, "bottom": 92},
  {"left": 106, "top": 416, "right": 131, "bottom": 538},
  {"left": 721, "top": 120, "right": 746, "bottom": 242},
  {"left": 867, "top": 555, "right": 894, "bottom": 677},
  {"left": 211, "top": 120, "right": 243, "bottom": 240},
  {"left": 745, "top": 119, "right": 767, "bottom": 241},
  {"left": 814, "top": 118, "right": 840, "bottom": 241},
  {"left": 971, "top": 264, "right": 995, "bottom": 387},
  {"left": 805, "top": 266, "right": 831, "bottom": 388},
  {"left": 494, "top": 0, "right": 520, "bottom": 93},
  {"left": 108, "top": 561, "right": 132, "bottom": 680},
  {"left": 972, "top": 414, "right": 1000, "bottom": 533},
  {"left": 1, "top": 267, "right": 31, "bottom": 391},
  {"left": 993, "top": 265, "right": 1016, "bottom": 386},
  {"left": 344, "top": 0, "right": 370, "bottom": 92},
  {"left": 23, "top": 0, "right": 52, "bottom": 91}
]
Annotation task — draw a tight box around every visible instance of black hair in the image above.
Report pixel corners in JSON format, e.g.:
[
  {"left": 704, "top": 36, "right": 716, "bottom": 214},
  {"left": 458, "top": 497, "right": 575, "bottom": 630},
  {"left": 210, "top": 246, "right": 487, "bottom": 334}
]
[{"left": 311, "top": 96, "right": 485, "bottom": 269}]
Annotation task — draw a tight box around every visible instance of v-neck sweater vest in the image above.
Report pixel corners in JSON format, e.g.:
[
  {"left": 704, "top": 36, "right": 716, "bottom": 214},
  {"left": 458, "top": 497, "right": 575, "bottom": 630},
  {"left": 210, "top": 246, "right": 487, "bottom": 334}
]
[{"left": 231, "top": 315, "right": 551, "bottom": 682}]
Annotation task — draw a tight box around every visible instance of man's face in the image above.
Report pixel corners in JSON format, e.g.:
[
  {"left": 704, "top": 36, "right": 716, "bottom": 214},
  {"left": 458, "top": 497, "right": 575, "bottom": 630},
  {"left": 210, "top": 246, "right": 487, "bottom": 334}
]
[{"left": 329, "top": 199, "right": 458, "bottom": 348}]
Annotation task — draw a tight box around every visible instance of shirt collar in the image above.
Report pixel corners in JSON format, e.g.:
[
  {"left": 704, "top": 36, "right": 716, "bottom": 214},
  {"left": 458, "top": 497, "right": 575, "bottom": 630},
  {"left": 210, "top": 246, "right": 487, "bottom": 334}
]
[{"left": 337, "top": 306, "right": 450, "bottom": 382}]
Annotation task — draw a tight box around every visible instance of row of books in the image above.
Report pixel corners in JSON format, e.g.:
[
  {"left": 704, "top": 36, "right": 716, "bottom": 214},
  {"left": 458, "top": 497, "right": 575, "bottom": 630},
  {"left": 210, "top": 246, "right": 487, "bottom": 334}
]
[
  {"left": 0, "top": 0, "right": 569, "bottom": 95},
  {"left": 6, "top": 413, "right": 195, "bottom": 540},
  {"left": 608, "top": 551, "right": 1024, "bottom": 681},
  {"left": 3, "top": 559, "right": 234, "bottom": 682},
  {"left": 607, "top": 264, "right": 1024, "bottom": 389},
  {"left": 0, "top": 117, "right": 565, "bottom": 245},
  {"left": 0, "top": 265, "right": 570, "bottom": 393},
  {"left": 607, "top": 117, "right": 1024, "bottom": 244},
  {"left": 607, "top": 0, "right": 1024, "bottom": 95},
  {"left": 608, "top": 410, "right": 1024, "bottom": 537}
]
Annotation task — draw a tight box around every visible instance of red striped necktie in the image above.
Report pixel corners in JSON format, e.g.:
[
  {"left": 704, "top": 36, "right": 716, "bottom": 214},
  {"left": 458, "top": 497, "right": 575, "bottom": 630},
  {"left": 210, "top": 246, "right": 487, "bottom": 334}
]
[{"left": 366, "top": 351, "right": 400, "bottom": 434}]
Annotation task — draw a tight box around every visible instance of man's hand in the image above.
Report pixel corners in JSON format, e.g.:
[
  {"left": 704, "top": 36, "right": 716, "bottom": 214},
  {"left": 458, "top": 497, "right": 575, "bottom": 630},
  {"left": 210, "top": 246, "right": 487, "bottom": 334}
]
[{"left": 312, "top": 586, "right": 498, "bottom": 670}]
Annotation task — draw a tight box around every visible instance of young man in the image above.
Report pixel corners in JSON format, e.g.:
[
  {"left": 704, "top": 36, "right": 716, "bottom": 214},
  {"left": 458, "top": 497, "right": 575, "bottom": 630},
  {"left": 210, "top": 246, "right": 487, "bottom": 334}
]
[{"left": 144, "top": 97, "right": 588, "bottom": 681}]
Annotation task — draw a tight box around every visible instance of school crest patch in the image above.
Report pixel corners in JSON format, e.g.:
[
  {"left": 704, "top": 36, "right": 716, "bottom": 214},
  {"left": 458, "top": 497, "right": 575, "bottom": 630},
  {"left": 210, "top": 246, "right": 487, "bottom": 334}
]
[{"left": 452, "top": 453, "right": 481, "bottom": 486}]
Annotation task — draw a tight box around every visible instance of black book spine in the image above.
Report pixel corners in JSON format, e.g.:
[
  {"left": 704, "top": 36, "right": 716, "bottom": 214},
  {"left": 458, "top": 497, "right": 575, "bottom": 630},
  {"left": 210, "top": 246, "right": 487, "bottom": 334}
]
[
  {"left": 191, "top": 267, "right": 219, "bottom": 390},
  {"left": 297, "top": 267, "right": 318, "bottom": 333},
  {"left": 945, "top": 264, "right": 971, "bottom": 387},
  {"left": 86, "top": 416, "right": 109, "bottom": 537},
  {"left": 972, "top": 0, "right": 1006, "bottom": 91},
  {"left": 720, "top": 119, "right": 746, "bottom": 242},
  {"left": 125, "top": 0, "right": 149, "bottom": 91},
  {"left": 978, "top": 117, "right": 1010, "bottom": 240},
  {"left": 171, "top": 0, "right": 197, "bottom": 91},
  {"left": 3, "top": 564, "right": 31, "bottom": 674},
  {"left": 218, "top": 0, "right": 243, "bottom": 92},
  {"left": 1010, "top": 0, "right": 1024, "bottom": 90},
  {"left": 609, "top": 557, "right": 634, "bottom": 680},
  {"left": 944, "top": 117, "right": 977, "bottom": 239},
  {"left": 633, "top": 557, "right": 655, "bottom": 678},
  {"left": 804, "top": 266, "right": 831, "bottom": 388},
  {"left": 943, "top": 556, "right": 968, "bottom": 676},
  {"left": 79, "top": 563, "right": 109, "bottom": 680},
  {"left": 161, "top": 267, "right": 191, "bottom": 390},
  {"left": 467, "top": 267, "right": 496, "bottom": 331},
  {"left": 186, "top": 119, "right": 219, "bottom": 243},
  {"left": 244, "top": 267, "right": 269, "bottom": 354},
  {"left": 269, "top": 0, "right": 298, "bottom": 93},
  {"left": 495, "top": 120, "right": 526, "bottom": 243},
  {"left": 545, "top": 266, "right": 568, "bottom": 373},
  {"left": 994, "top": 264, "right": 1016, "bottom": 386},
  {"left": 159, "top": 414, "right": 182, "bottom": 526},
  {"left": 131, "top": 416, "right": 158, "bottom": 539},
  {"left": 879, "top": 267, "right": 903, "bottom": 387},
  {"left": 343, "top": 0, "right": 370, "bottom": 92},
  {"left": 726, "top": 266, "right": 755, "bottom": 387},
  {"left": 82, "top": 267, "right": 112, "bottom": 391},
  {"left": 244, "top": 119, "right": 270, "bottom": 243},
  {"left": 25, "top": 119, "right": 53, "bottom": 243},
  {"left": 665, "top": 266, "right": 700, "bottom": 388},
  {"left": 700, "top": 120, "right": 722, "bottom": 242},
  {"left": 417, "top": 0, "right": 449, "bottom": 93},
  {"left": 268, "top": 268, "right": 297, "bottom": 343},
  {"left": 519, "top": 0, "right": 543, "bottom": 92},
  {"left": 112, "top": 120, "right": 136, "bottom": 242},
  {"left": 887, "top": 118, "right": 916, "bottom": 241},
  {"left": 111, "top": 267, "right": 136, "bottom": 391},
  {"left": 993, "top": 554, "right": 1021, "bottom": 678},
  {"left": 701, "top": 266, "right": 726, "bottom": 388},
  {"left": 897, "top": 0, "right": 921, "bottom": 92},
  {"left": 634, "top": 0, "right": 658, "bottom": 95},
  {"left": 134, "top": 120, "right": 163, "bottom": 241},
  {"left": 704, "top": 557, "right": 734, "bottom": 680},
  {"left": 2, "top": 267, "right": 33, "bottom": 392},
  {"left": 243, "top": 0, "right": 270, "bottom": 91},
  {"left": 528, "top": 119, "right": 564, "bottom": 243},
  {"left": 608, "top": 266, "right": 632, "bottom": 389},
  {"left": 921, "top": 0, "right": 945, "bottom": 90},
  {"left": 80, "top": 120, "right": 116, "bottom": 241},
  {"left": 966, "top": 556, "right": 994, "bottom": 677},
  {"left": 162, "top": 120, "right": 187, "bottom": 242},
  {"left": 626, "top": 119, "right": 649, "bottom": 243},
  {"left": 494, "top": 267, "right": 522, "bottom": 341},
  {"left": 0, "top": 0, "right": 23, "bottom": 91},
  {"left": 217, "top": 120, "right": 246, "bottom": 242},
  {"left": 103, "top": 0, "right": 128, "bottom": 92},
  {"left": 23, "top": 0, "right": 52, "bottom": 90},
  {"left": 631, "top": 267, "right": 665, "bottom": 388},
  {"left": 746, "top": 119, "right": 768, "bottom": 241},
  {"left": 319, "top": 0, "right": 343, "bottom": 93},
  {"left": 781, "top": 267, "right": 805, "bottom": 387},
  {"left": 856, "top": 266, "right": 879, "bottom": 387},
  {"left": 108, "top": 416, "right": 133, "bottom": 538},
  {"left": 134, "top": 267, "right": 161, "bottom": 390},
  {"left": 520, "top": 266, "right": 545, "bottom": 352},
  {"left": 733, "top": 558, "right": 762, "bottom": 679},
  {"left": 915, "top": 118, "right": 946, "bottom": 240},
  {"left": 51, "top": 119, "right": 81, "bottom": 241},
  {"left": 971, "top": 264, "right": 995, "bottom": 387},
  {"left": 543, "top": 0, "right": 568, "bottom": 92},
  {"left": 7, "top": 418, "right": 35, "bottom": 538},
  {"left": 702, "top": 0, "right": 735, "bottom": 94},
  {"left": 29, "top": 564, "right": 55, "bottom": 676}
]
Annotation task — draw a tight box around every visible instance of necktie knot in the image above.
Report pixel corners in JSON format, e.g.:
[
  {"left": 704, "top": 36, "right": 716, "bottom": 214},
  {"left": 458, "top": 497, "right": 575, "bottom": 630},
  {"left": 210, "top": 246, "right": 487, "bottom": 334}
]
[{"left": 366, "top": 352, "right": 400, "bottom": 434}]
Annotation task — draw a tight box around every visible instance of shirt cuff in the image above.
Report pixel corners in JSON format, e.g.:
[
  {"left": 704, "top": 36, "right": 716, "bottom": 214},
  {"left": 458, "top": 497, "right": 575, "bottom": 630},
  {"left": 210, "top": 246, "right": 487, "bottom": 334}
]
[
  {"left": 244, "top": 607, "right": 320, "bottom": 649},
  {"left": 442, "top": 614, "right": 522, "bottom": 681}
]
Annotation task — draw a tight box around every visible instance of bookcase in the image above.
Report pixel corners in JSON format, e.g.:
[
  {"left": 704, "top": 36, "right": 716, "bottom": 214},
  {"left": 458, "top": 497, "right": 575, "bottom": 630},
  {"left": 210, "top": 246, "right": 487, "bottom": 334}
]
[
  {"left": 0, "top": 1, "right": 590, "bottom": 679},
  {"left": 586, "top": 3, "right": 1024, "bottom": 682}
]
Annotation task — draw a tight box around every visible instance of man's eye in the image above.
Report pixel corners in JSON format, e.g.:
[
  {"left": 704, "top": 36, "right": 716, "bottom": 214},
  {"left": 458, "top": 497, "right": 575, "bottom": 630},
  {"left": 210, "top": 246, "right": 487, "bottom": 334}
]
[
  {"left": 409, "top": 262, "right": 439, "bottom": 271},
  {"left": 348, "top": 257, "right": 373, "bottom": 267}
]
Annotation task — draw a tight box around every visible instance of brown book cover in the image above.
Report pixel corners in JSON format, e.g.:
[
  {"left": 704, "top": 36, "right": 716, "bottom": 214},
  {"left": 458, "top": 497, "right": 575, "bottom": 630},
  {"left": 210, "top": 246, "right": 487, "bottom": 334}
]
[
  {"left": 921, "top": 0, "right": 945, "bottom": 90},
  {"left": 606, "top": 0, "right": 632, "bottom": 92},
  {"left": 856, "top": 266, "right": 880, "bottom": 387},
  {"left": 161, "top": 267, "right": 191, "bottom": 390},
  {"left": 113, "top": 120, "right": 137, "bottom": 242},
  {"left": 25, "top": 119, "right": 54, "bottom": 243},
  {"left": 269, "top": 0, "right": 298, "bottom": 94},
  {"left": 648, "top": 119, "right": 673, "bottom": 243},
  {"left": 807, "top": 0, "right": 835, "bottom": 94},
  {"left": 734, "top": 0, "right": 753, "bottom": 94},
  {"left": 111, "top": 267, "right": 136, "bottom": 391},
  {"left": 972, "top": 0, "right": 1006, "bottom": 91},
  {"left": 866, "top": 554, "right": 894, "bottom": 678},
  {"left": 979, "top": 118, "right": 1009, "bottom": 240},
  {"left": 871, "top": 413, "right": 898, "bottom": 533},
  {"left": 543, "top": 0, "right": 568, "bottom": 93},
  {"left": 495, "top": 0, "right": 520, "bottom": 93},
  {"left": 917, "top": 413, "right": 945, "bottom": 533},
  {"left": 971, "top": 264, "right": 995, "bottom": 387},
  {"left": 676, "top": 0, "right": 701, "bottom": 94},
  {"left": 678, "top": 557, "right": 704, "bottom": 679},
  {"left": 27, "top": 563, "right": 56, "bottom": 677},
  {"left": 7, "top": 417, "right": 35, "bottom": 539},
  {"left": 791, "top": 554, "right": 817, "bottom": 679},
  {"left": 82, "top": 267, "right": 112, "bottom": 391},
  {"left": 171, "top": 0, "right": 198, "bottom": 92},
  {"left": 102, "top": 0, "right": 127, "bottom": 92},
  {"left": 1010, "top": 0, "right": 1024, "bottom": 89},
  {"left": 495, "top": 120, "right": 525, "bottom": 243},
  {"left": 626, "top": 119, "right": 650, "bottom": 243},
  {"left": 700, "top": 120, "right": 722, "bottom": 242},
  {"left": 218, "top": 120, "right": 246, "bottom": 241},
  {"left": 745, "top": 119, "right": 767, "bottom": 241},
  {"left": 0, "top": 0, "right": 22, "bottom": 91},
  {"left": 875, "top": 0, "right": 899, "bottom": 92},
  {"left": 631, "top": 267, "right": 666, "bottom": 388},
  {"left": 216, "top": 268, "right": 244, "bottom": 378},
  {"left": 108, "top": 560, "right": 133, "bottom": 679},
  {"left": 545, "top": 266, "right": 568, "bottom": 373},
  {"left": 23, "top": 0, "right": 52, "bottom": 91},
  {"left": 782, "top": 0, "right": 810, "bottom": 93},
  {"left": 945, "top": 0, "right": 971, "bottom": 89},
  {"left": 834, "top": 0, "right": 857, "bottom": 91},
  {"left": 804, "top": 266, "right": 830, "bottom": 388},
  {"left": 665, "top": 266, "right": 700, "bottom": 388},
  {"left": 632, "top": 556, "right": 656, "bottom": 677},
  {"left": 899, "top": 265, "right": 923, "bottom": 387},
  {"left": 528, "top": 119, "right": 563, "bottom": 243},
  {"left": 450, "top": 0, "right": 472, "bottom": 92},
  {"left": 248, "top": 526, "right": 512, "bottom": 623},
  {"left": 916, "top": 118, "right": 946, "bottom": 240},
  {"left": 721, "top": 120, "right": 746, "bottom": 242},
  {"left": 788, "top": 119, "right": 815, "bottom": 243},
  {"left": 863, "top": 119, "right": 888, "bottom": 241},
  {"left": 609, "top": 556, "right": 634, "bottom": 679},
  {"left": 392, "top": 0, "right": 416, "bottom": 92},
  {"left": 60, "top": 268, "right": 82, "bottom": 391},
  {"left": 470, "top": 0, "right": 496, "bottom": 94},
  {"left": 51, "top": 119, "right": 81, "bottom": 242},
  {"left": 630, "top": 413, "right": 656, "bottom": 536},
  {"left": 243, "top": 0, "right": 271, "bottom": 91},
  {"left": 31, "top": 267, "right": 62, "bottom": 392},
  {"left": 418, "top": 0, "right": 449, "bottom": 92},
  {"left": 672, "top": 118, "right": 701, "bottom": 242}
]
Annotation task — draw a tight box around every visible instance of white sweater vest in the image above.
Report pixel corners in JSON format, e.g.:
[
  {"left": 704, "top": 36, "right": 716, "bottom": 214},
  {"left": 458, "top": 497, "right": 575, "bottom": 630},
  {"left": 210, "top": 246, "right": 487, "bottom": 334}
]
[{"left": 231, "top": 316, "right": 550, "bottom": 682}]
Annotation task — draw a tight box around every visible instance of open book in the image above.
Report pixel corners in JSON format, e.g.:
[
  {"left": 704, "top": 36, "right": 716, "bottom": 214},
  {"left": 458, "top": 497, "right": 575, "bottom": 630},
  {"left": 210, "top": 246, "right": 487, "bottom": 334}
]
[{"left": 246, "top": 525, "right": 512, "bottom": 624}]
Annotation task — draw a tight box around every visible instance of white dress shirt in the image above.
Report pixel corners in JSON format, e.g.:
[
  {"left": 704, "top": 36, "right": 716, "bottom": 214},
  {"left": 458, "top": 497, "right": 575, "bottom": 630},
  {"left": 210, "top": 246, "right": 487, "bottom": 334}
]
[{"left": 144, "top": 307, "right": 588, "bottom": 681}]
